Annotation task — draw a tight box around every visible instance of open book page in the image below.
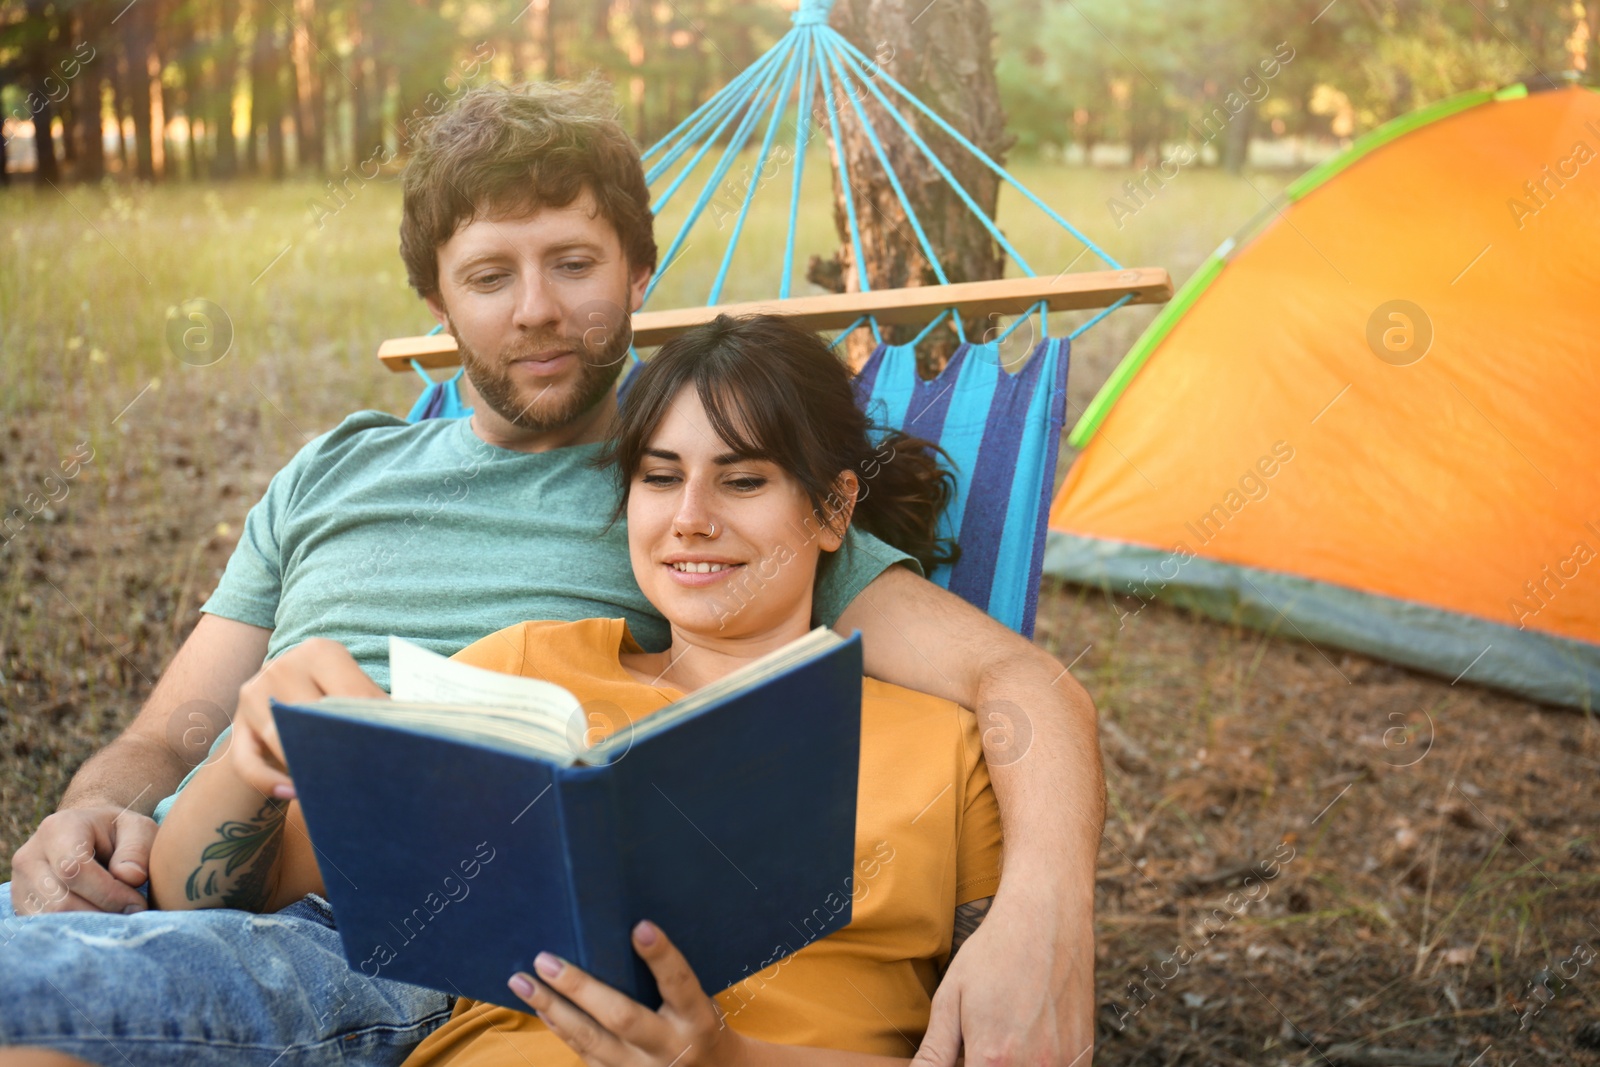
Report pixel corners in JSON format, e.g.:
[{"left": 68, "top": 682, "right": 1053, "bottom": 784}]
[
  {"left": 303, "top": 637, "right": 586, "bottom": 764},
  {"left": 585, "top": 626, "right": 843, "bottom": 763},
  {"left": 389, "top": 636, "right": 579, "bottom": 715}
]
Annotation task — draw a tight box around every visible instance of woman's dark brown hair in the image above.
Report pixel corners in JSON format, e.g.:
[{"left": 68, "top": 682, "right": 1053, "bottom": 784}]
[{"left": 601, "top": 314, "right": 960, "bottom": 574}]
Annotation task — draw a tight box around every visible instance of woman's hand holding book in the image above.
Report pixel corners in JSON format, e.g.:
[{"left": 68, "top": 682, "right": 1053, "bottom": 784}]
[{"left": 508, "top": 920, "right": 747, "bottom": 1067}]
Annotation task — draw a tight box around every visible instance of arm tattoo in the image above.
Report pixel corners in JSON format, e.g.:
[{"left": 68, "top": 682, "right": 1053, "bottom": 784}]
[
  {"left": 184, "top": 796, "right": 289, "bottom": 910},
  {"left": 948, "top": 896, "right": 994, "bottom": 966}
]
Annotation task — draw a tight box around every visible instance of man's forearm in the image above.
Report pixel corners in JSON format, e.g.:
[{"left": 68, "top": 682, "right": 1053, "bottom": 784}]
[
  {"left": 975, "top": 643, "right": 1104, "bottom": 895},
  {"left": 60, "top": 732, "right": 191, "bottom": 816}
]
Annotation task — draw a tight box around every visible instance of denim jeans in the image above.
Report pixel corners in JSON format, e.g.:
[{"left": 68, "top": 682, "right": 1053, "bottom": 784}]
[{"left": 0, "top": 884, "right": 452, "bottom": 1066}]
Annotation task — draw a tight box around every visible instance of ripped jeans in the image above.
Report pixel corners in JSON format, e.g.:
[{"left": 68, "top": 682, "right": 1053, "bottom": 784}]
[{"left": 0, "top": 885, "right": 451, "bottom": 1066}]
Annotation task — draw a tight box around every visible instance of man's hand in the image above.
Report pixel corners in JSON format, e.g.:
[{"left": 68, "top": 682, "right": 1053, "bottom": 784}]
[
  {"left": 916, "top": 885, "right": 1096, "bottom": 1067},
  {"left": 231, "top": 637, "right": 387, "bottom": 799},
  {"left": 10, "top": 805, "right": 158, "bottom": 915},
  {"left": 9, "top": 615, "right": 271, "bottom": 916}
]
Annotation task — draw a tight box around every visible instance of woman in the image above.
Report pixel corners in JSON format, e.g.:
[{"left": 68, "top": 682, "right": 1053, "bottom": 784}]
[{"left": 149, "top": 314, "right": 1002, "bottom": 1067}]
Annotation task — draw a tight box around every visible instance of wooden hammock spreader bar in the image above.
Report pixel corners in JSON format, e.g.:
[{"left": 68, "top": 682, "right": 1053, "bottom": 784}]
[{"left": 377, "top": 268, "right": 1173, "bottom": 371}]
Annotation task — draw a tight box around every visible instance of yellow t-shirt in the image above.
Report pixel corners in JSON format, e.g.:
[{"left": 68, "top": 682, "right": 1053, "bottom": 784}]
[{"left": 403, "top": 618, "right": 1002, "bottom": 1066}]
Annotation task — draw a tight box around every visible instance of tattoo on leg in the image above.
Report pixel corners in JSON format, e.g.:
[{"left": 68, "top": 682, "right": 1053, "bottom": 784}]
[{"left": 185, "top": 797, "right": 289, "bottom": 909}]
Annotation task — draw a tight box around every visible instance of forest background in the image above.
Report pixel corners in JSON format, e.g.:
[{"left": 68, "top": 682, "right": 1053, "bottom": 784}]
[{"left": 3, "top": 0, "right": 1593, "bottom": 185}]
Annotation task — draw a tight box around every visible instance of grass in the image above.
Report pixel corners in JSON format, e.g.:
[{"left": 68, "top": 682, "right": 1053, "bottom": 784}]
[{"left": 3, "top": 157, "right": 1598, "bottom": 1065}]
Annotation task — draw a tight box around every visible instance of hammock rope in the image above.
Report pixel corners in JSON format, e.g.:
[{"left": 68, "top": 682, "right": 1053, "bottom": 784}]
[
  {"left": 402, "top": 0, "right": 1157, "bottom": 636},
  {"left": 636, "top": 0, "right": 1127, "bottom": 353}
]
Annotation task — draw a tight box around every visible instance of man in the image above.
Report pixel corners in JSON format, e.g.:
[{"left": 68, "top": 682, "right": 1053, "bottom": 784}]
[{"left": 2, "top": 79, "right": 1102, "bottom": 1066}]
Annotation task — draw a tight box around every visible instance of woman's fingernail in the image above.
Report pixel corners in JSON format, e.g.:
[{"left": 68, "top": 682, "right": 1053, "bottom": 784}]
[
  {"left": 272, "top": 783, "right": 297, "bottom": 799},
  {"left": 534, "top": 952, "right": 563, "bottom": 978},
  {"left": 122, "top": 903, "right": 146, "bottom": 915},
  {"left": 634, "top": 920, "right": 659, "bottom": 946},
  {"left": 508, "top": 973, "right": 536, "bottom": 1000}
]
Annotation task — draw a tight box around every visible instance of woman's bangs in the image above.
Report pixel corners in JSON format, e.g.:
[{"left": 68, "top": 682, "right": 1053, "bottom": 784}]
[{"left": 693, "top": 373, "right": 784, "bottom": 464}]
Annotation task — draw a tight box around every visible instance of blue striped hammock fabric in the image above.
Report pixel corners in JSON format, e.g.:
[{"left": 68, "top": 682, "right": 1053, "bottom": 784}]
[{"left": 854, "top": 338, "right": 1070, "bottom": 638}]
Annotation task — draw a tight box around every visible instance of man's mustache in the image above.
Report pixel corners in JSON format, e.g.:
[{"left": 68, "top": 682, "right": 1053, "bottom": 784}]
[{"left": 497, "top": 337, "right": 578, "bottom": 362}]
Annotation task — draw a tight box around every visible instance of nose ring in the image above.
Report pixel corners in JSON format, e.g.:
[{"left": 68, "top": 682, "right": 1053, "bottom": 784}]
[{"left": 708, "top": 521, "right": 717, "bottom": 537}]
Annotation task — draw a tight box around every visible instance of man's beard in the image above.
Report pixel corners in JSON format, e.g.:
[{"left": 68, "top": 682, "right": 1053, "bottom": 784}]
[{"left": 454, "top": 320, "right": 632, "bottom": 434}]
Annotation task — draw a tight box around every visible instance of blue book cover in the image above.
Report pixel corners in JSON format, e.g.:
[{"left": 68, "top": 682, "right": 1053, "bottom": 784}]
[{"left": 272, "top": 629, "right": 862, "bottom": 1012}]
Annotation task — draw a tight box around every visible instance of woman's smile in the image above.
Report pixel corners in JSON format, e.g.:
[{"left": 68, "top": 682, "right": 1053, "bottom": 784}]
[{"left": 662, "top": 556, "right": 745, "bottom": 586}]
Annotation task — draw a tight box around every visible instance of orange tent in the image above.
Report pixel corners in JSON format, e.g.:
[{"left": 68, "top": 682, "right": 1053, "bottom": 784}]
[{"left": 1046, "top": 82, "right": 1600, "bottom": 708}]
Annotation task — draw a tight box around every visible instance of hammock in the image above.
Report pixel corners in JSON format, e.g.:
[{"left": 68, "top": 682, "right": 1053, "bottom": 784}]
[{"left": 383, "top": 0, "right": 1171, "bottom": 637}]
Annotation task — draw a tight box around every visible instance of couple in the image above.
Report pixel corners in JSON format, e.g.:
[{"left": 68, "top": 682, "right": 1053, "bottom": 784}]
[
  {"left": 151, "top": 309, "right": 1004, "bottom": 1067},
  {"left": 0, "top": 77, "right": 1102, "bottom": 1066}
]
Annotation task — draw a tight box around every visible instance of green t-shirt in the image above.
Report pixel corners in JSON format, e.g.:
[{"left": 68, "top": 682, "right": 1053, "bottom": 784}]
[{"left": 154, "top": 410, "right": 913, "bottom": 821}]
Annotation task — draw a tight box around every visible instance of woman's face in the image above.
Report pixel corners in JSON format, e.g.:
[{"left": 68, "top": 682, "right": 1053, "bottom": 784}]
[{"left": 626, "top": 386, "right": 847, "bottom": 643}]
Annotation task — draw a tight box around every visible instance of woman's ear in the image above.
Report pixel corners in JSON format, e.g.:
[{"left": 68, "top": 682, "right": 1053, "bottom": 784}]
[{"left": 818, "top": 470, "right": 860, "bottom": 553}]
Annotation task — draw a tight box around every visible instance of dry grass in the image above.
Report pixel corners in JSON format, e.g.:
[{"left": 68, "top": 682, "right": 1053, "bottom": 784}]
[
  {"left": 3, "top": 162, "right": 1597, "bottom": 1065},
  {"left": 1036, "top": 583, "right": 1600, "bottom": 1065}
]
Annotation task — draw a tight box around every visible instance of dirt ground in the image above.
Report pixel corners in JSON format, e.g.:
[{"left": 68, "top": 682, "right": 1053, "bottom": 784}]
[{"left": 3, "top": 369, "right": 1596, "bottom": 1067}]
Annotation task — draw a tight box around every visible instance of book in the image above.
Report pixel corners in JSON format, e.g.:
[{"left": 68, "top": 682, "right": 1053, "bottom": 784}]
[{"left": 271, "top": 626, "right": 863, "bottom": 1012}]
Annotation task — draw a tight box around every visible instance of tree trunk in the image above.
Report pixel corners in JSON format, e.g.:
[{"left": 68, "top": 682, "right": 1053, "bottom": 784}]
[
  {"left": 629, "top": 0, "right": 650, "bottom": 139},
  {"left": 1588, "top": 1, "right": 1599, "bottom": 82},
  {"left": 542, "top": 0, "right": 561, "bottom": 79},
  {"left": 1079, "top": 111, "right": 1098, "bottom": 165},
  {"left": 30, "top": 101, "right": 61, "bottom": 183},
  {"left": 155, "top": 16, "right": 179, "bottom": 178},
  {"left": 501, "top": 0, "right": 527, "bottom": 83},
  {"left": 23, "top": 0, "right": 61, "bottom": 183},
  {"left": 1220, "top": 99, "right": 1254, "bottom": 175},
  {"left": 266, "top": 58, "right": 287, "bottom": 179},
  {"left": 392, "top": 5, "right": 451, "bottom": 155},
  {"left": 819, "top": 0, "right": 1013, "bottom": 373},
  {"left": 114, "top": 53, "right": 132, "bottom": 172},
  {"left": 244, "top": 0, "right": 261, "bottom": 172},
  {"left": 284, "top": 14, "right": 302, "bottom": 167},
  {"left": 159, "top": 66, "right": 178, "bottom": 177},
  {"left": 1128, "top": 78, "right": 1165, "bottom": 171},
  {"left": 125, "top": 1, "right": 157, "bottom": 180},
  {"left": 167, "top": 3, "right": 199, "bottom": 178},
  {"left": 66, "top": 5, "right": 107, "bottom": 181},
  {"left": 74, "top": 74, "right": 107, "bottom": 181},
  {"left": 212, "top": 0, "right": 241, "bottom": 178},
  {"left": 291, "top": 0, "right": 325, "bottom": 173},
  {"left": 249, "top": 0, "right": 287, "bottom": 177},
  {"left": 348, "top": 0, "right": 382, "bottom": 162},
  {"left": 59, "top": 94, "right": 77, "bottom": 165}
]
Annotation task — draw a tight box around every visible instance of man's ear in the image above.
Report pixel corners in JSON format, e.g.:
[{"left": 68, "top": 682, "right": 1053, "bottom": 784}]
[
  {"left": 424, "top": 291, "right": 450, "bottom": 331},
  {"left": 819, "top": 470, "right": 860, "bottom": 553},
  {"left": 629, "top": 264, "right": 654, "bottom": 314}
]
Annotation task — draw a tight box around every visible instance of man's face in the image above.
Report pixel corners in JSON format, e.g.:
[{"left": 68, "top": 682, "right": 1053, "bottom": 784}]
[{"left": 425, "top": 189, "right": 652, "bottom": 449}]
